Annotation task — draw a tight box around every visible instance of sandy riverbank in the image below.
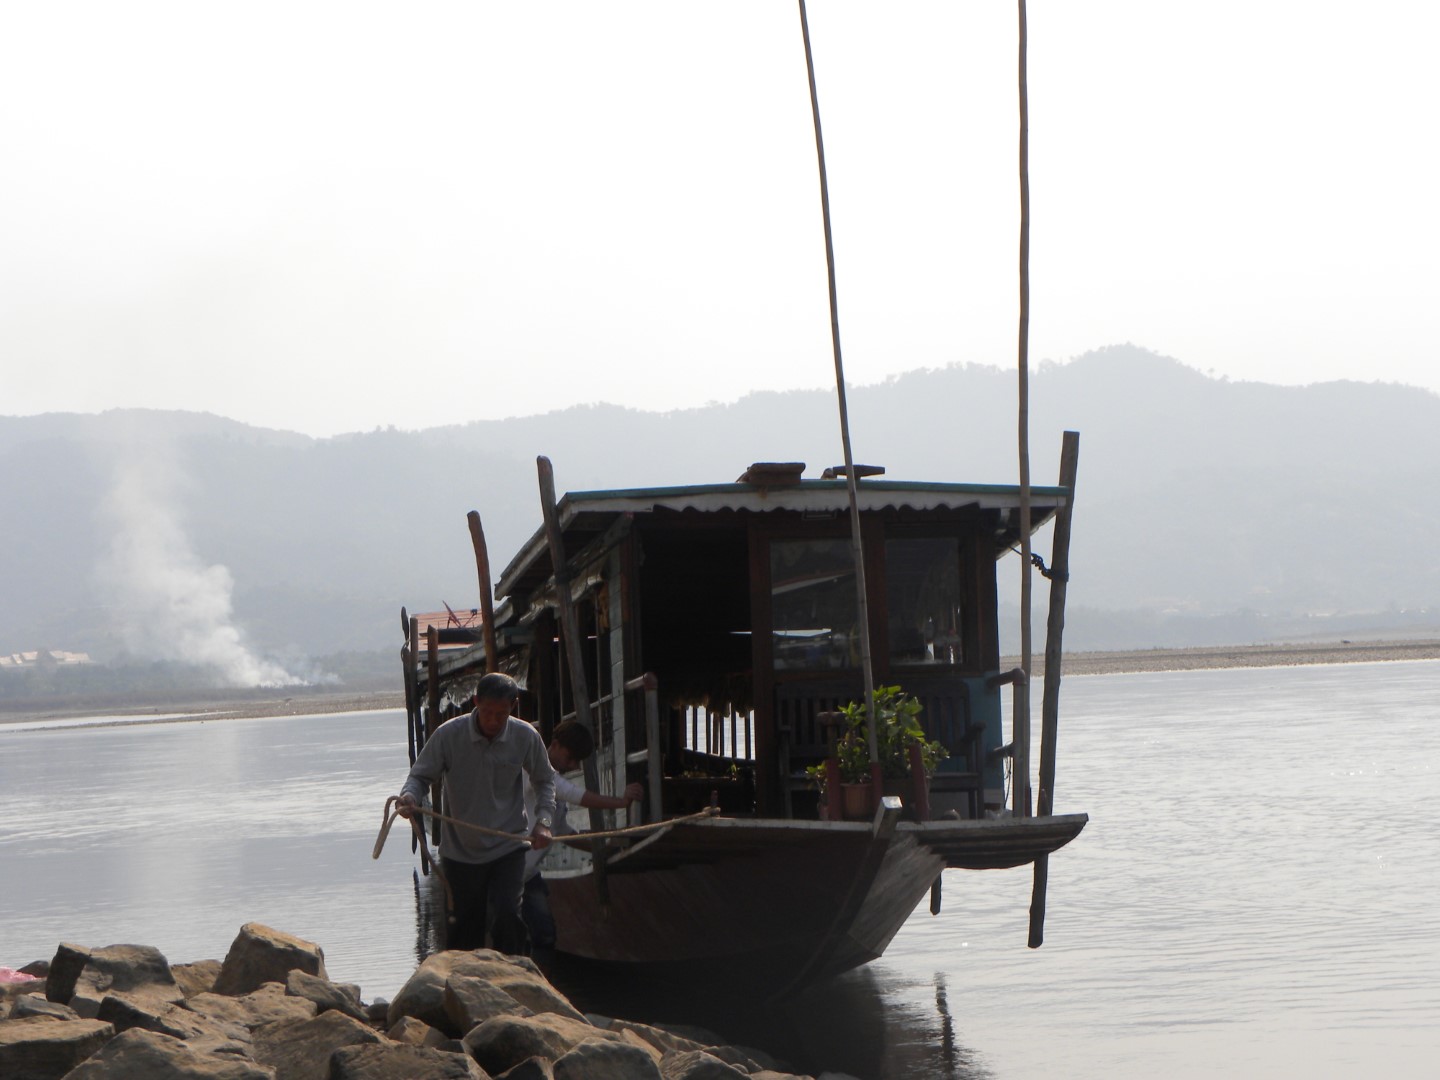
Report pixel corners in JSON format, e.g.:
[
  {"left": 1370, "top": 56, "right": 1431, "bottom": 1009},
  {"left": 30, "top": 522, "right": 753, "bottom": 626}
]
[
  {"left": 5, "top": 639, "right": 1439, "bottom": 727},
  {"left": 1021, "top": 637, "right": 1440, "bottom": 676},
  {"left": 0, "top": 689, "right": 404, "bottom": 727}
]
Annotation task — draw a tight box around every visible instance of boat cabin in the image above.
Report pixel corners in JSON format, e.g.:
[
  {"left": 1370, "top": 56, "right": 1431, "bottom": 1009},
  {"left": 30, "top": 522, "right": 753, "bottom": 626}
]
[{"left": 403, "top": 464, "right": 1069, "bottom": 827}]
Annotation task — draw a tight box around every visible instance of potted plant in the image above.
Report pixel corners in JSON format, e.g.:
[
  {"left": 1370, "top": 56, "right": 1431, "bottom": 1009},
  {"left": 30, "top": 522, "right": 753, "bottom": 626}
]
[{"left": 809, "top": 685, "right": 947, "bottom": 819}]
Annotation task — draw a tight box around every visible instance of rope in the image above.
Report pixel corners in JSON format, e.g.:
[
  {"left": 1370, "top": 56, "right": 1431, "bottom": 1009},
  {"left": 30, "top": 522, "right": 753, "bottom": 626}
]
[{"left": 371, "top": 795, "right": 721, "bottom": 862}]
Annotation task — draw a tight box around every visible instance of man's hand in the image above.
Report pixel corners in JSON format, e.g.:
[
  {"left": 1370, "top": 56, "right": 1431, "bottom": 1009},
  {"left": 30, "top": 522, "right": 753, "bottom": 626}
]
[
  {"left": 395, "top": 794, "right": 418, "bottom": 819},
  {"left": 622, "top": 782, "right": 644, "bottom": 804},
  {"left": 530, "top": 823, "right": 553, "bottom": 850}
]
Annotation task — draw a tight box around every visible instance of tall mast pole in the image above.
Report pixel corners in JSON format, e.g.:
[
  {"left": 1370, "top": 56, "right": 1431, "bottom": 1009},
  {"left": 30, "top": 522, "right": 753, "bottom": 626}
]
[
  {"left": 1014, "top": 0, "right": 1034, "bottom": 818},
  {"left": 796, "top": 0, "right": 877, "bottom": 762}
]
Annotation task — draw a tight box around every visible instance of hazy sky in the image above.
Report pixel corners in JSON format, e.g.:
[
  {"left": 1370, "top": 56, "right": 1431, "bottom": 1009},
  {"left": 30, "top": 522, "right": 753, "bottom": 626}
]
[{"left": 4, "top": 2, "right": 1437, "bottom": 438}]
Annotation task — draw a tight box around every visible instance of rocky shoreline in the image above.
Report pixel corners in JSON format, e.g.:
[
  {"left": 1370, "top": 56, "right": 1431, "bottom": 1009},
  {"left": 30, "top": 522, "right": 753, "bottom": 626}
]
[{"left": 1, "top": 922, "right": 840, "bottom": 1080}]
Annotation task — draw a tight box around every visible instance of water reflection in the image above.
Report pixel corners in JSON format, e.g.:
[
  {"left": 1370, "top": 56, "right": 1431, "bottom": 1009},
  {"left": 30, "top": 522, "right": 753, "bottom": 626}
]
[{"left": 405, "top": 868, "right": 990, "bottom": 1080}]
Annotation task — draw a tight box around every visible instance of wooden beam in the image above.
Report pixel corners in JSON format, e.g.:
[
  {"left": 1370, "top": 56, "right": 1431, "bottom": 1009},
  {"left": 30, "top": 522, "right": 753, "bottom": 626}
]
[{"left": 1029, "top": 429, "right": 1079, "bottom": 948}]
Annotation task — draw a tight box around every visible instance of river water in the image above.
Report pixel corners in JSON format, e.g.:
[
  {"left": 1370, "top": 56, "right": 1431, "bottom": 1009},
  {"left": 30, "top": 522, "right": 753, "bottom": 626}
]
[{"left": 3, "top": 661, "right": 1437, "bottom": 1079}]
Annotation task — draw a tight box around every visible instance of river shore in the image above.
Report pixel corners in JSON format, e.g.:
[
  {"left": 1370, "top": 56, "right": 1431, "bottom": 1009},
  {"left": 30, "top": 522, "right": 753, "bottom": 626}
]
[{"left": 4, "top": 638, "right": 1439, "bottom": 727}]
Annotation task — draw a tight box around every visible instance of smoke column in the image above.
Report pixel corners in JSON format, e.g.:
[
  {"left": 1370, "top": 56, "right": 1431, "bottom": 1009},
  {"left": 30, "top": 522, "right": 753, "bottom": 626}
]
[{"left": 98, "top": 441, "right": 303, "bottom": 688}]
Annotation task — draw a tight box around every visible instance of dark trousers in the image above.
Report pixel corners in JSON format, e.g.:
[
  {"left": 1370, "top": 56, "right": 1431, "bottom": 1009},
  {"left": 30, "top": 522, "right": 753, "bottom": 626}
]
[
  {"left": 521, "top": 873, "right": 557, "bottom": 952},
  {"left": 441, "top": 848, "right": 530, "bottom": 955}
]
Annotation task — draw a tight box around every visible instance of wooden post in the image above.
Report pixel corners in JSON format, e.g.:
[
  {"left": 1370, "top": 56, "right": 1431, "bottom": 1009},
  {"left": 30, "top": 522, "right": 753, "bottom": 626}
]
[
  {"left": 1013, "top": 0, "right": 1034, "bottom": 820},
  {"left": 466, "top": 511, "right": 499, "bottom": 671},
  {"left": 1028, "top": 430, "right": 1079, "bottom": 948},
  {"left": 537, "top": 456, "right": 608, "bottom": 892},
  {"left": 427, "top": 624, "right": 442, "bottom": 846}
]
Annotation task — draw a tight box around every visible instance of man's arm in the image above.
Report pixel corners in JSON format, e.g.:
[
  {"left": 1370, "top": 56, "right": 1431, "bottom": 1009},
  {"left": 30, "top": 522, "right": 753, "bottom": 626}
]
[
  {"left": 396, "top": 724, "right": 448, "bottom": 817},
  {"left": 578, "top": 783, "right": 644, "bottom": 811},
  {"left": 523, "top": 723, "right": 558, "bottom": 848}
]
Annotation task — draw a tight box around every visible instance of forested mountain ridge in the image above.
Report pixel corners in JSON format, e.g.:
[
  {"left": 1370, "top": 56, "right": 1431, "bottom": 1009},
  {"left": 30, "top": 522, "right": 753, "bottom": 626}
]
[{"left": 4, "top": 345, "right": 1437, "bottom": 678}]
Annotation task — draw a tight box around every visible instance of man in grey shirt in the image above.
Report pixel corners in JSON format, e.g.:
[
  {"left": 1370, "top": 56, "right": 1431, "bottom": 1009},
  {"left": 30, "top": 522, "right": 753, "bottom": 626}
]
[{"left": 398, "top": 672, "right": 557, "bottom": 954}]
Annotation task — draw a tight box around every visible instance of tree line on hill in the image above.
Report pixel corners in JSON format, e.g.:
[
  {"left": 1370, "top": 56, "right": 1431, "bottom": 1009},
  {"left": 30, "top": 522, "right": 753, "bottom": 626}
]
[{"left": 3, "top": 344, "right": 1437, "bottom": 692}]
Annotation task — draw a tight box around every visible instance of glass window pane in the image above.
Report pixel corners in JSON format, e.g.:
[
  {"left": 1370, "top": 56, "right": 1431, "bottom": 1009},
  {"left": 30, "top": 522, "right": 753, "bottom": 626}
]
[
  {"left": 885, "top": 537, "right": 963, "bottom": 666},
  {"left": 770, "top": 539, "right": 858, "bottom": 670}
]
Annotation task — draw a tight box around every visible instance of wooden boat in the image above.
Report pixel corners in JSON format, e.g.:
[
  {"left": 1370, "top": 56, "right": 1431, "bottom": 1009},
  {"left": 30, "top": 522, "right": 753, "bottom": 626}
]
[{"left": 400, "top": 460, "right": 1087, "bottom": 989}]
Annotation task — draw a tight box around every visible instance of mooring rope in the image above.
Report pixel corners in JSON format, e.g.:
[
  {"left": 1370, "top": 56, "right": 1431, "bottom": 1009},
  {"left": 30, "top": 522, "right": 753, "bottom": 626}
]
[{"left": 371, "top": 795, "right": 720, "bottom": 862}]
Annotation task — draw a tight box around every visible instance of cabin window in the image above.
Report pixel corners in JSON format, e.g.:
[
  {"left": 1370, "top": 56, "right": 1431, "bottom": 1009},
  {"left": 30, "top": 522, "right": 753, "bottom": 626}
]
[
  {"left": 770, "top": 539, "right": 858, "bottom": 670},
  {"left": 885, "top": 536, "right": 964, "bottom": 667}
]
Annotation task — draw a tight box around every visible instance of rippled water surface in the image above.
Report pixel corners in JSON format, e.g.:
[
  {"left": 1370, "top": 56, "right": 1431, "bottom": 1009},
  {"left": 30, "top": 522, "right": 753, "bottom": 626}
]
[{"left": 4, "top": 661, "right": 1438, "bottom": 1079}]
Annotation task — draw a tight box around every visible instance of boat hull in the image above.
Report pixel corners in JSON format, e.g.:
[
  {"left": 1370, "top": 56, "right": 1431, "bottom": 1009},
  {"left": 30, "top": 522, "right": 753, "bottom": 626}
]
[{"left": 546, "top": 812, "right": 1086, "bottom": 989}]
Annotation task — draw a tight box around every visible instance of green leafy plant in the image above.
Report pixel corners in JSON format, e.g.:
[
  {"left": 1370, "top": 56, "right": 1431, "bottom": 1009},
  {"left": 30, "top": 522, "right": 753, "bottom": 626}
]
[{"left": 807, "top": 685, "right": 948, "bottom": 790}]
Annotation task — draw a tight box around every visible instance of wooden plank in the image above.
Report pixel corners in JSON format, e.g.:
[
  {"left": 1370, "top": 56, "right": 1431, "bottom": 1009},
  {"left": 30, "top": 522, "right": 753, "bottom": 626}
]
[{"left": 1030, "top": 429, "right": 1080, "bottom": 947}]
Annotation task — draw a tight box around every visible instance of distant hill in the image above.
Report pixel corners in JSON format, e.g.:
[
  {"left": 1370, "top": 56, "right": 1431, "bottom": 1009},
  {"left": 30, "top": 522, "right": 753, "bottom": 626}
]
[{"left": 3, "top": 345, "right": 1438, "bottom": 684}]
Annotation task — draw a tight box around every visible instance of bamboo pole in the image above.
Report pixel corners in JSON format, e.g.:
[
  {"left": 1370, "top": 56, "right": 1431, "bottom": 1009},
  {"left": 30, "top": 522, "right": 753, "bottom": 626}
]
[
  {"left": 466, "top": 511, "right": 499, "bottom": 672},
  {"left": 536, "top": 456, "right": 607, "bottom": 847},
  {"left": 796, "top": 0, "right": 878, "bottom": 767},
  {"left": 1029, "top": 430, "right": 1079, "bottom": 947},
  {"left": 1013, "top": 0, "right": 1034, "bottom": 819}
]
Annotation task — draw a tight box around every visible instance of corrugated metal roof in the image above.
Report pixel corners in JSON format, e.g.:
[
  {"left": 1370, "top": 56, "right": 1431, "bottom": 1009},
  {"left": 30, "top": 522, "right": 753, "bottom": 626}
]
[{"left": 495, "top": 477, "right": 1070, "bottom": 601}]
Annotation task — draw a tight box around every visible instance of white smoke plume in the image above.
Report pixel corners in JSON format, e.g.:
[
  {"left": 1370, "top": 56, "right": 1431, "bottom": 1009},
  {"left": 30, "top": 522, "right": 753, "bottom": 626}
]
[{"left": 97, "top": 440, "right": 304, "bottom": 689}]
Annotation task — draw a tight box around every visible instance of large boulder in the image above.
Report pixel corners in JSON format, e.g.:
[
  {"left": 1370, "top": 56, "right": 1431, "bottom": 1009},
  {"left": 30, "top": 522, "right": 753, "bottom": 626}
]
[
  {"left": 2, "top": 971, "right": 45, "bottom": 1021},
  {"left": 388, "top": 951, "right": 581, "bottom": 1034},
  {"left": 282, "top": 970, "right": 367, "bottom": 1021},
  {"left": 658, "top": 1049, "right": 750, "bottom": 1080},
  {"left": 10, "top": 995, "right": 78, "bottom": 1022},
  {"left": 211, "top": 925, "right": 327, "bottom": 997},
  {"left": 328, "top": 1042, "right": 487, "bottom": 1079},
  {"left": 493, "top": 1059, "right": 553, "bottom": 1080},
  {"left": 552, "top": 1039, "right": 664, "bottom": 1080},
  {"left": 594, "top": 1019, "right": 706, "bottom": 1057},
  {"left": 45, "top": 943, "right": 92, "bottom": 1004},
  {"left": 443, "top": 975, "right": 532, "bottom": 1035},
  {"left": 172, "top": 961, "right": 222, "bottom": 1000},
  {"left": 251, "top": 1009, "right": 381, "bottom": 1080},
  {"left": 183, "top": 984, "right": 316, "bottom": 1031},
  {"left": 61, "top": 1027, "right": 274, "bottom": 1079},
  {"left": 0, "top": 1015, "right": 114, "bottom": 1080},
  {"left": 58, "top": 945, "right": 185, "bottom": 1019},
  {"left": 461, "top": 1014, "right": 621, "bottom": 1077},
  {"left": 95, "top": 993, "right": 253, "bottom": 1057}
]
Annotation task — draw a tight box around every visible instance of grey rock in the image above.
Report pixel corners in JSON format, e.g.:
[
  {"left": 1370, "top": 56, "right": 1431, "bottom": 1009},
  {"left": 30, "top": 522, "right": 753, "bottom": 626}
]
[
  {"left": 494, "top": 1058, "right": 554, "bottom": 1080},
  {"left": 706, "top": 1044, "right": 776, "bottom": 1072},
  {"left": 654, "top": 1023, "right": 728, "bottom": 1048},
  {"left": 328, "top": 1042, "right": 488, "bottom": 1079},
  {"left": 443, "top": 974, "right": 533, "bottom": 1035},
  {"left": 66, "top": 945, "right": 184, "bottom": 1019},
  {"left": 365, "top": 998, "right": 390, "bottom": 1024},
  {"left": 601, "top": 1019, "right": 706, "bottom": 1057},
  {"left": 252, "top": 1009, "right": 381, "bottom": 1080},
  {"left": 61, "top": 1028, "right": 275, "bottom": 1079},
  {"left": 659, "top": 1049, "right": 749, "bottom": 1080},
  {"left": 386, "top": 1015, "right": 435, "bottom": 1045},
  {"left": 45, "top": 942, "right": 91, "bottom": 1004},
  {"left": 96, "top": 993, "right": 253, "bottom": 1057},
  {"left": 388, "top": 951, "right": 557, "bottom": 1033},
  {"left": 183, "top": 984, "right": 316, "bottom": 1031},
  {"left": 553, "top": 1039, "right": 664, "bottom": 1080},
  {"left": 11, "top": 994, "right": 79, "bottom": 1021},
  {"left": 172, "top": 960, "right": 222, "bottom": 1000},
  {"left": 20, "top": 960, "right": 50, "bottom": 979},
  {"left": 211, "top": 924, "right": 327, "bottom": 998},
  {"left": 0, "top": 1015, "right": 114, "bottom": 1080},
  {"left": 282, "top": 970, "right": 367, "bottom": 1021},
  {"left": 462, "top": 1014, "right": 617, "bottom": 1077},
  {"left": 484, "top": 976, "right": 585, "bottom": 1024}
]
